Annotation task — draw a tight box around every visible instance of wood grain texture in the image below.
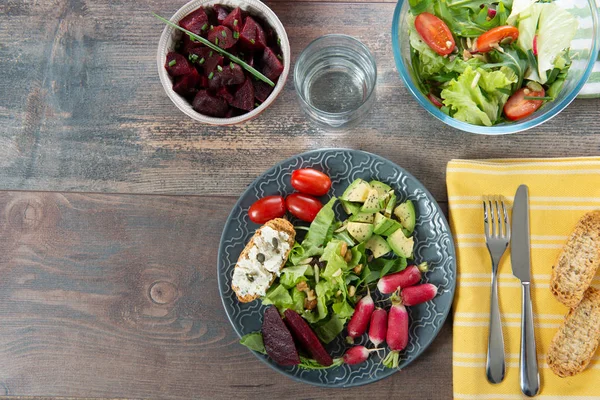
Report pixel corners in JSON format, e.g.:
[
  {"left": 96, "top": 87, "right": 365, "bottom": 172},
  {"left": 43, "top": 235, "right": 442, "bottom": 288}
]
[
  {"left": 0, "top": 191, "right": 452, "bottom": 399},
  {"left": 0, "top": 0, "right": 598, "bottom": 202}
]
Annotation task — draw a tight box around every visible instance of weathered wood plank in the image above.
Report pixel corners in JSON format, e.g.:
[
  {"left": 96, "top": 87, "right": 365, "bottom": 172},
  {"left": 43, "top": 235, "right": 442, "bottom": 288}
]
[
  {"left": 0, "top": 191, "right": 452, "bottom": 399},
  {"left": 1, "top": 1, "right": 599, "bottom": 202}
]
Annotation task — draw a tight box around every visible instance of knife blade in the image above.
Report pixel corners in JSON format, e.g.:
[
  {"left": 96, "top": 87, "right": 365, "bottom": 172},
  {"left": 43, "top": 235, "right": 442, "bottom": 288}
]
[
  {"left": 511, "top": 184, "right": 540, "bottom": 397},
  {"left": 511, "top": 184, "right": 531, "bottom": 283}
]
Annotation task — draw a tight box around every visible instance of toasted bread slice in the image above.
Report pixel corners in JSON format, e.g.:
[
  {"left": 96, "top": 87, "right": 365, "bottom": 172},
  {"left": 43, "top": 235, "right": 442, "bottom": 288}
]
[
  {"left": 547, "top": 287, "right": 600, "bottom": 377},
  {"left": 551, "top": 211, "right": 600, "bottom": 308},
  {"left": 232, "top": 218, "right": 295, "bottom": 303}
]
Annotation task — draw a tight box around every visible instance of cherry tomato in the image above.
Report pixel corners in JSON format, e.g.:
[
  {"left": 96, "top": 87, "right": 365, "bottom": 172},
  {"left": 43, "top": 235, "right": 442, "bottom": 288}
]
[
  {"left": 291, "top": 168, "right": 332, "bottom": 196},
  {"left": 475, "top": 26, "right": 519, "bottom": 53},
  {"left": 248, "top": 195, "right": 286, "bottom": 224},
  {"left": 415, "top": 13, "right": 455, "bottom": 56},
  {"left": 428, "top": 93, "right": 444, "bottom": 108},
  {"left": 285, "top": 193, "right": 322, "bottom": 222},
  {"left": 503, "top": 85, "right": 545, "bottom": 121}
]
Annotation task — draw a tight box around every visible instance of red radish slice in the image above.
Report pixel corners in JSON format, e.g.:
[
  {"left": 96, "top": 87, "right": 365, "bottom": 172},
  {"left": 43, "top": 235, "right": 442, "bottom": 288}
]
[
  {"left": 488, "top": 8, "right": 497, "bottom": 18},
  {"left": 428, "top": 93, "right": 444, "bottom": 108},
  {"left": 401, "top": 283, "right": 438, "bottom": 306},
  {"left": 284, "top": 309, "right": 333, "bottom": 366},
  {"left": 369, "top": 308, "right": 388, "bottom": 346},
  {"left": 347, "top": 290, "right": 375, "bottom": 339},
  {"left": 377, "top": 265, "right": 423, "bottom": 294},
  {"left": 533, "top": 35, "right": 538, "bottom": 56},
  {"left": 343, "top": 346, "right": 381, "bottom": 365}
]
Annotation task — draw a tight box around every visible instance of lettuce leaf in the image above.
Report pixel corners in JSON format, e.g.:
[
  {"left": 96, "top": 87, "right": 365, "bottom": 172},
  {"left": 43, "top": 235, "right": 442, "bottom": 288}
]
[
  {"left": 279, "top": 265, "right": 310, "bottom": 289},
  {"left": 332, "top": 300, "right": 355, "bottom": 319},
  {"left": 291, "top": 288, "right": 306, "bottom": 314},
  {"left": 290, "top": 197, "right": 337, "bottom": 264},
  {"left": 313, "top": 314, "right": 348, "bottom": 344},
  {"left": 441, "top": 66, "right": 516, "bottom": 126},
  {"left": 261, "top": 284, "right": 293, "bottom": 310}
]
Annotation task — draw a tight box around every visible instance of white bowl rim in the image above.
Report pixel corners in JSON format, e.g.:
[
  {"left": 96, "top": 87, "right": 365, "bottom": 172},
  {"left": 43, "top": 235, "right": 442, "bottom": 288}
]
[{"left": 156, "top": 0, "right": 291, "bottom": 125}]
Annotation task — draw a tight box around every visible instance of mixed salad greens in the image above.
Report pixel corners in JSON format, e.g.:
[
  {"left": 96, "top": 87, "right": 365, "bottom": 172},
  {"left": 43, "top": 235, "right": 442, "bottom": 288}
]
[
  {"left": 260, "top": 179, "right": 417, "bottom": 345},
  {"left": 406, "top": 0, "right": 578, "bottom": 126}
]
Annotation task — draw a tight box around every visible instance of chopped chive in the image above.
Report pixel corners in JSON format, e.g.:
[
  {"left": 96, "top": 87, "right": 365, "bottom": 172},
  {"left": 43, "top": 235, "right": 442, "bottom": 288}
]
[
  {"left": 168, "top": 59, "right": 176, "bottom": 67},
  {"left": 230, "top": 62, "right": 235, "bottom": 69},
  {"left": 217, "top": 65, "right": 223, "bottom": 72},
  {"left": 208, "top": 72, "right": 214, "bottom": 79},
  {"left": 277, "top": 37, "right": 281, "bottom": 45},
  {"left": 209, "top": 50, "right": 213, "bottom": 57},
  {"left": 210, "top": 25, "right": 214, "bottom": 30},
  {"left": 215, "top": 38, "right": 219, "bottom": 45},
  {"left": 524, "top": 96, "right": 553, "bottom": 100},
  {"left": 233, "top": 31, "right": 240, "bottom": 39},
  {"left": 201, "top": 23, "right": 208, "bottom": 31},
  {"left": 199, "top": 57, "right": 205, "bottom": 65},
  {"left": 221, "top": 30, "right": 227, "bottom": 37},
  {"left": 277, "top": 54, "right": 283, "bottom": 61},
  {"left": 255, "top": 102, "right": 260, "bottom": 107},
  {"left": 250, "top": 39, "right": 255, "bottom": 45},
  {"left": 233, "top": 19, "right": 238, "bottom": 26},
  {"left": 188, "top": 54, "right": 199, "bottom": 62}
]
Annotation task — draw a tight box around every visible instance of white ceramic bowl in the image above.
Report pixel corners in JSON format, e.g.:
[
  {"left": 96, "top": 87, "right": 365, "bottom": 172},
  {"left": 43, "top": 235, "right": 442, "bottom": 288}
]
[{"left": 157, "top": 0, "right": 291, "bottom": 125}]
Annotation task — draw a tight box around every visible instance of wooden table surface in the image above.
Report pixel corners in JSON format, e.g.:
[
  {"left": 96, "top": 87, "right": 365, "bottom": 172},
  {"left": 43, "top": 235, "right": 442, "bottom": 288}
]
[{"left": 0, "top": 0, "right": 599, "bottom": 399}]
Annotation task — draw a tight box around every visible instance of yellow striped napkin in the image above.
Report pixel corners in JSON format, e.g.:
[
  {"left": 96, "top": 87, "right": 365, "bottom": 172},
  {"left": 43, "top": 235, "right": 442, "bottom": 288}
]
[{"left": 447, "top": 157, "right": 600, "bottom": 400}]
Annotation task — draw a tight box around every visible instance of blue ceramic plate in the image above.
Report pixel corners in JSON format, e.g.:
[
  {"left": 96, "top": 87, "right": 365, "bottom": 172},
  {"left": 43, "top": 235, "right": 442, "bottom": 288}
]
[{"left": 217, "top": 149, "right": 456, "bottom": 387}]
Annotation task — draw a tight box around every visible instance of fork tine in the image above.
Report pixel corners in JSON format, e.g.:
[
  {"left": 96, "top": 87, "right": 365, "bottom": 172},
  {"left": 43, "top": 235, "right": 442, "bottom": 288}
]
[
  {"left": 502, "top": 199, "right": 510, "bottom": 240},
  {"left": 495, "top": 196, "right": 503, "bottom": 237},
  {"left": 489, "top": 199, "right": 496, "bottom": 238},
  {"left": 483, "top": 197, "right": 490, "bottom": 238}
]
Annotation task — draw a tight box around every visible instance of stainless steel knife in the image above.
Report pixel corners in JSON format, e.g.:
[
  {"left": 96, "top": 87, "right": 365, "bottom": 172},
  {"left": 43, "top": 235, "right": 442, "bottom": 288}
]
[{"left": 511, "top": 184, "right": 540, "bottom": 397}]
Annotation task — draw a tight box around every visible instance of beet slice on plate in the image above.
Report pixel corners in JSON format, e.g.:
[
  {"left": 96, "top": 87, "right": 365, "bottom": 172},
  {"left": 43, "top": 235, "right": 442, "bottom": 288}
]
[
  {"left": 207, "top": 26, "right": 237, "bottom": 49},
  {"left": 192, "top": 90, "right": 230, "bottom": 117},
  {"left": 261, "top": 47, "right": 284, "bottom": 81},
  {"left": 240, "top": 16, "right": 267, "bottom": 50},
  {"left": 262, "top": 306, "right": 300, "bottom": 366},
  {"left": 231, "top": 77, "right": 255, "bottom": 111},
  {"left": 253, "top": 80, "right": 274, "bottom": 103},
  {"left": 284, "top": 309, "right": 333, "bottom": 366},
  {"left": 223, "top": 7, "right": 243, "bottom": 32},
  {"left": 165, "top": 52, "right": 196, "bottom": 77},
  {"left": 179, "top": 8, "right": 208, "bottom": 35}
]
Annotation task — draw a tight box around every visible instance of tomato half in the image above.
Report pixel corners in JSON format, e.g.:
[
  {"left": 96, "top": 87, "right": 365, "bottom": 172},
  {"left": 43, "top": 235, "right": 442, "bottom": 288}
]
[
  {"left": 248, "top": 195, "right": 286, "bottom": 224},
  {"left": 415, "top": 12, "right": 455, "bottom": 56},
  {"left": 285, "top": 193, "right": 322, "bottom": 223},
  {"left": 291, "top": 168, "right": 332, "bottom": 196},
  {"left": 475, "top": 26, "right": 519, "bottom": 53},
  {"left": 503, "top": 86, "right": 545, "bottom": 121}
]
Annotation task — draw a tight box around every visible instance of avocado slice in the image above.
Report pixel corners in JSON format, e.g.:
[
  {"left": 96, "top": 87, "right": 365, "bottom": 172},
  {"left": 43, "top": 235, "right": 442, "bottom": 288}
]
[
  {"left": 369, "top": 180, "right": 392, "bottom": 197},
  {"left": 387, "top": 229, "right": 414, "bottom": 258},
  {"left": 349, "top": 212, "right": 375, "bottom": 223},
  {"left": 341, "top": 200, "right": 361, "bottom": 216},
  {"left": 347, "top": 221, "right": 374, "bottom": 243},
  {"left": 341, "top": 179, "right": 371, "bottom": 203},
  {"left": 373, "top": 213, "right": 402, "bottom": 236},
  {"left": 365, "top": 235, "right": 391, "bottom": 258},
  {"left": 384, "top": 192, "right": 397, "bottom": 218},
  {"left": 361, "top": 189, "right": 381, "bottom": 213},
  {"left": 394, "top": 200, "right": 416, "bottom": 234}
]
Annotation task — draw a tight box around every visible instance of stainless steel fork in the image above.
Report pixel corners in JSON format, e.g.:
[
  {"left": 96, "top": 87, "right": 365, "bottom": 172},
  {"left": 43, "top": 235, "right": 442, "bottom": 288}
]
[{"left": 483, "top": 196, "right": 510, "bottom": 384}]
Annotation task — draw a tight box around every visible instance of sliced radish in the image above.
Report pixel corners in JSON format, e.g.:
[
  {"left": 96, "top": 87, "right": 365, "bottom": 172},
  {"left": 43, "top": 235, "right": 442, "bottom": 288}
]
[
  {"left": 533, "top": 35, "right": 538, "bottom": 56},
  {"left": 377, "top": 265, "right": 422, "bottom": 294},
  {"left": 488, "top": 8, "right": 497, "bottom": 18},
  {"left": 369, "top": 308, "right": 388, "bottom": 347},
  {"left": 343, "top": 346, "right": 381, "bottom": 365},
  {"left": 401, "top": 283, "right": 438, "bottom": 306}
]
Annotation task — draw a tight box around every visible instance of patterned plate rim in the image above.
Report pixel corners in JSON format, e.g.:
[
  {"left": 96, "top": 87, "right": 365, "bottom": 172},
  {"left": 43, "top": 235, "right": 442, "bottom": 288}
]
[{"left": 216, "top": 148, "right": 457, "bottom": 387}]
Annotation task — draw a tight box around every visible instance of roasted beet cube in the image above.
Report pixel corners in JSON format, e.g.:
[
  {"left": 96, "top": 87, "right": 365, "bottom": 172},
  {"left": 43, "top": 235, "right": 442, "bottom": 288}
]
[
  {"left": 173, "top": 68, "right": 200, "bottom": 98},
  {"left": 223, "top": 7, "right": 243, "bottom": 32},
  {"left": 240, "top": 17, "right": 267, "bottom": 50},
  {"left": 260, "top": 47, "right": 284, "bottom": 81},
  {"left": 165, "top": 52, "right": 195, "bottom": 77},
  {"left": 216, "top": 63, "right": 245, "bottom": 86},
  {"left": 225, "top": 108, "right": 236, "bottom": 118},
  {"left": 192, "top": 90, "right": 229, "bottom": 117},
  {"left": 189, "top": 47, "right": 224, "bottom": 75},
  {"left": 207, "top": 26, "right": 237, "bottom": 49},
  {"left": 198, "top": 74, "right": 209, "bottom": 88},
  {"left": 216, "top": 86, "right": 235, "bottom": 103},
  {"left": 182, "top": 35, "right": 203, "bottom": 55},
  {"left": 179, "top": 8, "right": 208, "bottom": 35},
  {"left": 213, "top": 5, "right": 230, "bottom": 24},
  {"left": 231, "top": 77, "right": 255, "bottom": 111},
  {"left": 254, "top": 80, "right": 274, "bottom": 102}
]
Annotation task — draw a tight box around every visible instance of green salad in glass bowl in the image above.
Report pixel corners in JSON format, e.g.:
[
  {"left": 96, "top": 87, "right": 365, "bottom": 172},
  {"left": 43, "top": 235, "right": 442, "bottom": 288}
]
[{"left": 401, "top": 0, "right": 594, "bottom": 128}]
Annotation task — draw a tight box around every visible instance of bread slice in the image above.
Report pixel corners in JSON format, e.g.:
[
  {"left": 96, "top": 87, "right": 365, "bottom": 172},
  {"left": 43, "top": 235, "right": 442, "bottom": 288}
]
[
  {"left": 547, "top": 287, "right": 600, "bottom": 377},
  {"left": 232, "top": 218, "right": 295, "bottom": 303},
  {"left": 551, "top": 211, "right": 600, "bottom": 308}
]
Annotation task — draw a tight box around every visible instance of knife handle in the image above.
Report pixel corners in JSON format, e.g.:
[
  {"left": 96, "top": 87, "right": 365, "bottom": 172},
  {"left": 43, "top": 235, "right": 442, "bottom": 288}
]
[
  {"left": 486, "top": 272, "right": 505, "bottom": 384},
  {"left": 520, "top": 282, "right": 540, "bottom": 397}
]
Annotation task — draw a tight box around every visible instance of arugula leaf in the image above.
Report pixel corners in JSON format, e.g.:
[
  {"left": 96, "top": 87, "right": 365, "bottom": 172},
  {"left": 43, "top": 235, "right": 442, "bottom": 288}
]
[
  {"left": 240, "top": 332, "right": 266, "bottom": 354},
  {"left": 408, "top": 0, "right": 434, "bottom": 14},
  {"left": 298, "top": 356, "right": 344, "bottom": 370}
]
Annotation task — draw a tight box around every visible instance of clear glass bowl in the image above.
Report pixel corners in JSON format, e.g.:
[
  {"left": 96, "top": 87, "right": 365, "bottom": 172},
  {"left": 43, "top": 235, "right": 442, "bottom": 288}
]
[{"left": 392, "top": 0, "right": 599, "bottom": 135}]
